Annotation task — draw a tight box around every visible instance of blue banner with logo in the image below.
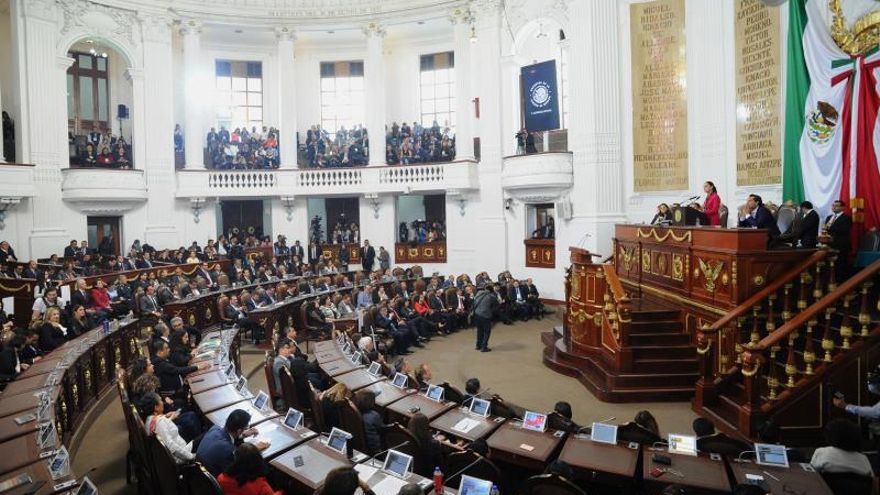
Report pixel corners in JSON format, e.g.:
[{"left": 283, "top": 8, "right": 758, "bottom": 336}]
[{"left": 521, "top": 60, "right": 560, "bottom": 132}]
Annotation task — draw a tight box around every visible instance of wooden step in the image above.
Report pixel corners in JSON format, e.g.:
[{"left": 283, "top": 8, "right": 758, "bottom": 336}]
[
  {"left": 629, "top": 332, "right": 692, "bottom": 346},
  {"left": 554, "top": 325, "right": 564, "bottom": 337},
  {"left": 631, "top": 344, "right": 696, "bottom": 361},
  {"left": 629, "top": 320, "right": 683, "bottom": 333},
  {"left": 632, "top": 357, "right": 700, "bottom": 374}
]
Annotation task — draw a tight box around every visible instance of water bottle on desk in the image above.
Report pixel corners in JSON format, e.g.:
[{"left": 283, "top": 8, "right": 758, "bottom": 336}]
[
  {"left": 490, "top": 484, "right": 500, "bottom": 495},
  {"left": 433, "top": 466, "right": 443, "bottom": 493}
]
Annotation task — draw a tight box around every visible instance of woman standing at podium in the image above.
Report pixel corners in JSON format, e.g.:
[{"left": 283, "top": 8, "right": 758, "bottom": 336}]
[{"left": 701, "top": 181, "right": 721, "bottom": 226}]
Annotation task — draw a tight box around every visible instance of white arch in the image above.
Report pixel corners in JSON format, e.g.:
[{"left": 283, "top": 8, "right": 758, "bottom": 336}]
[
  {"left": 57, "top": 31, "right": 140, "bottom": 70},
  {"left": 512, "top": 17, "right": 567, "bottom": 64}
]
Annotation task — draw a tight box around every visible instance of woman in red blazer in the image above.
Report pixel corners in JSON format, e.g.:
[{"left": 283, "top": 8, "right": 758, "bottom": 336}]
[
  {"left": 702, "top": 181, "right": 722, "bottom": 226},
  {"left": 217, "top": 444, "right": 282, "bottom": 495}
]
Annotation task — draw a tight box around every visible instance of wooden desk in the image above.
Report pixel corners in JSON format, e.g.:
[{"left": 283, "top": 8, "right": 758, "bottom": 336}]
[
  {"left": 245, "top": 419, "right": 318, "bottom": 461},
  {"left": 641, "top": 449, "right": 730, "bottom": 495},
  {"left": 430, "top": 407, "right": 506, "bottom": 442},
  {"left": 187, "top": 371, "right": 229, "bottom": 394},
  {"left": 333, "top": 369, "right": 386, "bottom": 392},
  {"left": 361, "top": 381, "right": 416, "bottom": 409},
  {"left": 0, "top": 432, "right": 43, "bottom": 476},
  {"left": 322, "top": 359, "right": 363, "bottom": 378},
  {"left": 386, "top": 394, "right": 456, "bottom": 424},
  {"left": 20, "top": 358, "right": 63, "bottom": 377},
  {"left": 0, "top": 415, "right": 39, "bottom": 444},
  {"left": 205, "top": 399, "right": 279, "bottom": 428},
  {"left": 0, "top": 458, "right": 73, "bottom": 495},
  {"left": 313, "top": 340, "right": 338, "bottom": 354},
  {"left": 271, "top": 438, "right": 358, "bottom": 492},
  {"left": 2, "top": 374, "right": 50, "bottom": 398},
  {"left": 315, "top": 348, "right": 343, "bottom": 364},
  {"left": 192, "top": 384, "right": 248, "bottom": 414},
  {"left": 730, "top": 460, "right": 834, "bottom": 495},
  {"left": 486, "top": 420, "right": 566, "bottom": 471},
  {"left": 558, "top": 434, "right": 640, "bottom": 490},
  {"left": 0, "top": 393, "right": 40, "bottom": 419},
  {"left": 354, "top": 460, "right": 454, "bottom": 494}
]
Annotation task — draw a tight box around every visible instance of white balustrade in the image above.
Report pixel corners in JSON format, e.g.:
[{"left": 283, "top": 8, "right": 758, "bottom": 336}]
[{"left": 175, "top": 161, "right": 480, "bottom": 198}]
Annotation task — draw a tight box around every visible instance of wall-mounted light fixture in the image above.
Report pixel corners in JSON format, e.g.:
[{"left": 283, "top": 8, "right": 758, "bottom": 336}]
[{"left": 190, "top": 197, "right": 206, "bottom": 223}]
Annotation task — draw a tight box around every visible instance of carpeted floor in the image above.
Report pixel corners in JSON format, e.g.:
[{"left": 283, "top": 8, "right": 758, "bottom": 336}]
[{"left": 74, "top": 310, "right": 697, "bottom": 493}]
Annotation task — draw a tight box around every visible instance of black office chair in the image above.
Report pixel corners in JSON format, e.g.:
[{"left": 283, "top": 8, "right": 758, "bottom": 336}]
[
  {"left": 182, "top": 463, "right": 223, "bottom": 495},
  {"left": 147, "top": 436, "right": 184, "bottom": 495},
  {"left": 441, "top": 382, "right": 464, "bottom": 405},
  {"left": 617, "top": 422, "right": 662, "bottom": 445},
  {"left": 521, "top": 473, "right": 586, "bottom": 495},
  {"left": 696, "top": 433, "right": 751, "bottom": 457},
  {"left": 821, "top": 472, "right": 874, "bottom": 495}
]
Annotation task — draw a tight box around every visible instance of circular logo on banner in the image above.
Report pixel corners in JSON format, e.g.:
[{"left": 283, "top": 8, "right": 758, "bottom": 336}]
[{"left": 529, "top": 81, "right": 552, "bottom": 108}]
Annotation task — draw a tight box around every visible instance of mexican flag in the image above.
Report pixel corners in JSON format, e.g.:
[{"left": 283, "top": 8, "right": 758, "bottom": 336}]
[{"left": 783, "top": 0, "right": 880, "bottom": 237}]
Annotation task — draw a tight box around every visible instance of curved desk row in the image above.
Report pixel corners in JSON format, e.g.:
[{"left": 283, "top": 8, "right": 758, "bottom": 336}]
[
  {"left": 189, "top": 330, "right": 456, "bottom": 495},
  {"left": 0, "top": 318, "right": 146, "bottom": 494}
]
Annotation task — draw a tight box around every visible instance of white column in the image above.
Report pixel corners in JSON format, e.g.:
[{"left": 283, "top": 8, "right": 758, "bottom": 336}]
[
  {"left": 0, "top": 72, "right": 4, "bottom": 162},
  {"left": 181, "top": 20, "right": 205, "bottom": 169},
  {"left": 126, "top": 68, "right": 146, "bottom": 169},
  {"left": 140, "top": 14, "right": 179, "bottom": 248},
  {"left": 276, "top": 27, "right": 297, "bottom": 169},
  {"left": 450, "top": 8, "right": 474, "bottom": 161},
  {"left": 564, "top": 0, "right": 625, "bottom": 256},
  {"left": 364, "top": 23, "right": 387, "bottom": 166},
  {"left": 471, "top": 0, "right": 509, "bottom": 273}
]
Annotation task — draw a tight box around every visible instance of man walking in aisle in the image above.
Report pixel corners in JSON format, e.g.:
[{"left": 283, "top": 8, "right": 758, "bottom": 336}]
[{"left": 471, "top": 284, "right": 498, "bottom": 352}]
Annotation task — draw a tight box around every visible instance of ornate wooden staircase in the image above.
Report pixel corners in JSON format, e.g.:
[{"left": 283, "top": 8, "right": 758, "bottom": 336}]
[
  {"left": 542, "top": 249, "right": 700, "bottom": 402},
  {"left": 694, "top": 253, "right": 880, "bottom": 445}
]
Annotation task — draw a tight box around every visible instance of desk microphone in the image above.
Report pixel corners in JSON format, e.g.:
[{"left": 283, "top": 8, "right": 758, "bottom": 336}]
[
  {"left": 22, "top": 481, "right": 46, "bottom": 495},
  {"left": 359, "top": 441, "right": 410, "bottom": 465},
  {"left": 652, "top": 441, "right": 670, "bottom": 448},
  {"left": 734, "top": 450, "right": 756, "bottom": 463},
  {"left": 444, "top": 456, "right": 487, "bottom": 486}
]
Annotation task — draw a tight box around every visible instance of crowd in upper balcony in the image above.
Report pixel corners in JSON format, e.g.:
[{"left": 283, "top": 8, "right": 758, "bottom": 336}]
[
  {"left": 385, "top": 120, "right": 455, "bottom": 165},
  {"left": 399, "top": 219, "right": 447, "bottom": 244},
  {"left": 69, "top": 127, "right": 133, "bottom": 168},
  {"left": 205, "top": 125, "right": 280, "bottom": 169},
  {"left": 302, "top": 125, "right": 369, "bottom": 168}
]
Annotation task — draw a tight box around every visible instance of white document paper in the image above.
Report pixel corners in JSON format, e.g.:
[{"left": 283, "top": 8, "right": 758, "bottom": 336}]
[
  {"left": 373, "top": 476, "right": 409, "bottom": 493},
  {"left": 452, "top": 417, "right": 481, "bottom": 434}
]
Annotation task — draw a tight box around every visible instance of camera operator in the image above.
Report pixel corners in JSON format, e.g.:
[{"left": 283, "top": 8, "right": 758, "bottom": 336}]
[{"left": 833, "top": 366, "right": 880, "bottom": 433}]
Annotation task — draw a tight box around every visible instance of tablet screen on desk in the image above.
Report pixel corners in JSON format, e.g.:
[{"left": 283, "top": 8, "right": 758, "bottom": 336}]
[
  {"left": 469, "top": 398, "right": 491, "bottom": 417},
  {"left": 459, "top": 475, "right": 493, "bottom": 495},
  {"left": 755, "top": 443, "right": 789, "bottom": 468},
  {"left": 522, "top": 411, "right": 548, "bottom": 432},
  {"left": 391, "top": 373, "right": 408, "bottom": 389},
  {"left": 382, "top": 449, "right": 413, "bottom": 479},
  {"left": 351, "top": 351, "right": 363, "bottom": 365},
  {"left": 590, "top": 422, "right": 618, "bottom": 444},
  {"left": 253, "top": 390, "right": 270, "bottom": 412},
  {"left": 327, "top": 427, "right": 350, "bottom": 455},
  {"left": 283, "top": 408, "right": 303, "bottom": 431},
  {"left": 75, "top": 476, "right": 97, "bottom": 495},
  {"left": 668, "top": 433, "right": 697, "bottom": 456},
  {"left": 367, "top": 362, "right": 382, "bottom": 376},
  {"left": 425, "top": 384, "right": 444, "bottom": 402}
]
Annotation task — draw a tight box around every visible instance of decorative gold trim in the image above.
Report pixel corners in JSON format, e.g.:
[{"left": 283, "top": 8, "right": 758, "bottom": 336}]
[
  {"left": 636, "top": 227, "right": 692, "bottom": 243},
  {"left": 622, "top": 279, "right": 727, "bottom": 316},
  {"left": 0, "top": 281, "right": 32, "bottom": 292},
  {"left": 830, "top": 0, "right": 880, "bottom": 55},
  {"left": 698, "top": 259, "right": 724, "bottom": 292},
  {"left": 672, "top": 254, "right": 684, "bottom": 281}
]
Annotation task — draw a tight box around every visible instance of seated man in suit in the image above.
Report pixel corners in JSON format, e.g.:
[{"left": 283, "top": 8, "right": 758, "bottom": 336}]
[
  {"left": 136, "top": 252, "right": 154, "bottom": 269},
  {"left": 336, "top": 293, "right": 356, "bottom": 318},
  {"left": 195, "top": 409, "right": 267, "bottom": 476},
  {"left": 139, "top": 285, "right": 164, "bottom": 319},
  {"left": 375, "top": 305, "right": 413, "bottom": 355},
  {"left": 63, "top": 240, "right": 78, "bottom": 258},
  {"left": 738, "top": 194, "right": 781, "bottom": 246},
  {"left": 150, "top": 339, "right": 207, "bottom": 396}
]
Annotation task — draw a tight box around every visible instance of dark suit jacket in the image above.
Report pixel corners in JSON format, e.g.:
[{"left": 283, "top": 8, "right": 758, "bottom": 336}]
[
  {"left": 739, "top": 206, "right": 781, "bottom": 241},
  {"left": 292, "top": 245, "right": 304, "bottom": 259},
  {"left": 0, "top": 348, "right": 20, "bottom": 378},
  {"left": 139, "top": 295, "right": 160, "bottom": 314},
  {"left": 63, "top": 246, "right": 77, "bottom": 257},
  {"left": 826, "top": 213, "right": 853, "bottom": 252},
  {"left": 195, "top": 425, "right": 236, "bottom": 476},
  {"left": 71, "top": 289, "right": 90, "bottom": 308},
  {"left": 361, "top": 246, "right": 376, "bottom": 269},
  {"left": 797, "top": 210, "right": 820, "bottom": 248},
  {"left": 152, "top": 356, "right": 197, "bottom": 394},
  {"left": 39, "top": 324, "right": 66, "bottom": 352},
  {"left": 136, "top": 259, "right": 153, "bottom": 269}
]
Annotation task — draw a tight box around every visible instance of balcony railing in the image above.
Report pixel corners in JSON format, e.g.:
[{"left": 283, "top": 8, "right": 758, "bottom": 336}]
[
  {"left": 176, "top": 160, "right": 479, "bottom": 198},
  {"left": 501, "top": 151, "right": 573, "bottom": 203},
  {"left": 0, "top": 163, "right": 36, "bottom": 198},
  {"left": 61, "top": 168, "right": 148, "bottom": 213}
]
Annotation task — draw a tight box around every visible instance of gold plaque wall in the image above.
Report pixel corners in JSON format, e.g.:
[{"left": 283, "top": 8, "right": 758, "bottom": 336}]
[
  {"left": 631, "top": 0, "right": 689, "bottom": 192},
  {"left": 735, "top": 0, "right": 782, "bottom": 186}
]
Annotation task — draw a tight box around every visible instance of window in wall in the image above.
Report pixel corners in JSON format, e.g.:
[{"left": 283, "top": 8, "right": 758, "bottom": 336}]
[
  {"left": 215, "top": 60, "right": 263, "bottom": 130},
  {"left": 320, "top": 61, "right": 365, "bottom": 138},
  {"left": 419, "top": 52, "right": 455, "bottom": 130},
  {"left": 67, "top": 51, "right": 110, "bottom": 132},
  {"left": 527, "top": 203, "right": 556, "bottom": 239}
]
